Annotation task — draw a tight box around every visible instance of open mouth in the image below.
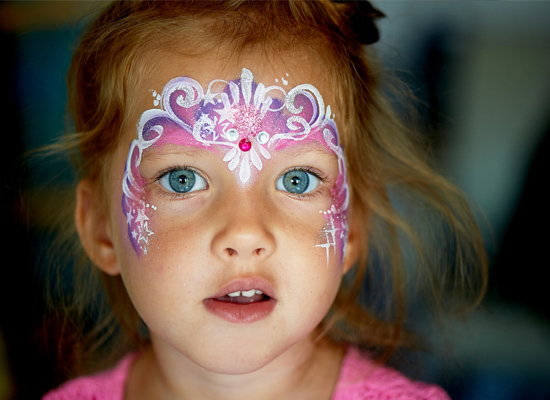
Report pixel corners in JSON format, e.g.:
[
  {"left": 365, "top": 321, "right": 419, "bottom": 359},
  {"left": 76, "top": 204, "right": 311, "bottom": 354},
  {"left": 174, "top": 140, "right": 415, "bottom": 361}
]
[
  {"left": 204, "top": 287, "right": 276, "bottom": 323},
  {"left": 213, "top": 289, "right": 270, "bottom": 304}
]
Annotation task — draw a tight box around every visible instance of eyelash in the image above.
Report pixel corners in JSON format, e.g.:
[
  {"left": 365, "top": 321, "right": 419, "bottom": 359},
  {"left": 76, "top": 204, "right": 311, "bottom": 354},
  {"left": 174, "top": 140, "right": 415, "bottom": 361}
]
[
  {"left": 153, "top": 164, "right": 207, "bottom": 200},
  {"left": 280, "top": 166, "right": 328, "bottom": 200}
]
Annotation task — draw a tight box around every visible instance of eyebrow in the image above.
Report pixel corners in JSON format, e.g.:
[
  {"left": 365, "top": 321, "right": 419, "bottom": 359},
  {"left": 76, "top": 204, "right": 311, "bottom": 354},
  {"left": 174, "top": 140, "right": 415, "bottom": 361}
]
[
  {"left": 141, "top": 145, "right": 212, "bottom": 161},
  {"left": 275, "top": 141, "right": 335, "bottom": 158}
]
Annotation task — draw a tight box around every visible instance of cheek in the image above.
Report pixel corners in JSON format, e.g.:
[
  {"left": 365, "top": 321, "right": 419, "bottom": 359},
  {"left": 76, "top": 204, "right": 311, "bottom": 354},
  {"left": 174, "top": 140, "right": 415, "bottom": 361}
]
[
  {"left": 127, "top": 198, "right": 211, "bottom": 270},
  {"left": 145, "top": 210, "right": 205, "bottom": 258},
  {"left": 114, "top": 201, "right": 212, "bottom": 312}
]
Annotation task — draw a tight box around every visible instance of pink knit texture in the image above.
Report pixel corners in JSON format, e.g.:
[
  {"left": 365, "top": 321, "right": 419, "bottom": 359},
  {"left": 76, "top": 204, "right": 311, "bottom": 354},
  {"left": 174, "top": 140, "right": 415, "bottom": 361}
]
[
  {"left": 43, "top": 348, "right": 449, "bottom": 399},
  {"left": 333, "top": 348, "right": 450, "bottom": 400},
  {"left": 42, "top": 354, "right": 137, "bottom": 400}
]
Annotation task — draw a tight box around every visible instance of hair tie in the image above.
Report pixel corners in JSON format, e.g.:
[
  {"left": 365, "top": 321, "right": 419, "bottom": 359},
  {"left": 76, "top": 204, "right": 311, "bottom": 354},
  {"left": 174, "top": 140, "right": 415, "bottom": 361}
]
[{"left": 332, "top": 0, "right": 385, "bottom": 45}]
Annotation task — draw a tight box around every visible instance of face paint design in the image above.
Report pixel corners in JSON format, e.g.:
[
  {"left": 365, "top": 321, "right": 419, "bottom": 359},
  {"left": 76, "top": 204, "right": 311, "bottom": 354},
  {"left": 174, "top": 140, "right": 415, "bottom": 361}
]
[
  {"left": 122, "top": 68, "right": 349, "bottom": 260},
  {"left": 315, "top": 147, "right": 349, "bottom": 265}
]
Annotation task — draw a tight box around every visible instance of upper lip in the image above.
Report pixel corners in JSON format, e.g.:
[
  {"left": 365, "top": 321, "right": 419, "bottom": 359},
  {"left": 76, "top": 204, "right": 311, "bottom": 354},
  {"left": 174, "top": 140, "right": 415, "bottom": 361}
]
[{"left": 207, "top": 277, "right": 276, "bottom": 300}]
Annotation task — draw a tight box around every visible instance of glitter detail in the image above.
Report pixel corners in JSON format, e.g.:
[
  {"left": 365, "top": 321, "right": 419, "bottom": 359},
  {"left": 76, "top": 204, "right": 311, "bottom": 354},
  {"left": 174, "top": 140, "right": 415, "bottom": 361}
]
[
  {"left": 315, "top": 207, "right": 338, "bottom": 264},
  {"left": 234, "top": 105, "right": 263, "bottom": 136},
  {"left": 239, "top": 139, "right": 252, "bottom": 152},
  {"left": 175, "top": 86, "right": 195, "bottom": 108},
  {"left": 124, "top": 196, "right": 155, "bottom": 256},
  {"left": 315, "top": 204, "right": 348, "bottom": 266}
]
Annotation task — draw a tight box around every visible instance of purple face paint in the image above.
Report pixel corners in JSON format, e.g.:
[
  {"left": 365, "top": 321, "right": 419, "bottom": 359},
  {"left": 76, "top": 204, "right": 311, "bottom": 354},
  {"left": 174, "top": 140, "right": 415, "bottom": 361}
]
[{"left": 122, "top": 68, "right": 349, "bottom": 260}]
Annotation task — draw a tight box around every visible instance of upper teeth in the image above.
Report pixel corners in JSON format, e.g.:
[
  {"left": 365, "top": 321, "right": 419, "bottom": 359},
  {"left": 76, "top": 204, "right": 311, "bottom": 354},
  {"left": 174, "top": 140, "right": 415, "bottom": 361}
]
[{"left": 227, "top": 289, "right": 263, "bottom": 297}]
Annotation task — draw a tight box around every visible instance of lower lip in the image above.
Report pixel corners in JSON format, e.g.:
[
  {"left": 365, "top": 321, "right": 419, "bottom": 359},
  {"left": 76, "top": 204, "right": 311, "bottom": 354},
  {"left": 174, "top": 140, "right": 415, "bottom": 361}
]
[{"left": 203, "top": 299, "right": 276, "bottom": 323}]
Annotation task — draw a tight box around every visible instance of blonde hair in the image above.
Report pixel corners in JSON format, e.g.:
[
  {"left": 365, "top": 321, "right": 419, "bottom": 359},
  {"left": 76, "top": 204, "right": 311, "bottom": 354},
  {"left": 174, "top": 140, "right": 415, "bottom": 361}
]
[{"left": 47, "top": 0, "right": 487, "bottom": 376}]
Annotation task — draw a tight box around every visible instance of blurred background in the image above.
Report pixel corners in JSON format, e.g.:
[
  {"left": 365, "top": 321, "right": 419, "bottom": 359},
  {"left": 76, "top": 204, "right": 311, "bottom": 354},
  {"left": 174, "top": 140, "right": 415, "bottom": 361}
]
[{"left": 1, "top": 1, "right": 549, "bottom": 399}]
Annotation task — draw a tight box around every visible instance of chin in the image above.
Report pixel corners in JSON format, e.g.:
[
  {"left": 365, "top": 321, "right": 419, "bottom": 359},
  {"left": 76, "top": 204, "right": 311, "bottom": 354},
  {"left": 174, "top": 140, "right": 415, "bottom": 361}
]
[
  {"left": 205, "top": 359, "right": 270, "bottom": 375},
  {"left": 193, "top": 346, "right": 280, "bottom": 375}
]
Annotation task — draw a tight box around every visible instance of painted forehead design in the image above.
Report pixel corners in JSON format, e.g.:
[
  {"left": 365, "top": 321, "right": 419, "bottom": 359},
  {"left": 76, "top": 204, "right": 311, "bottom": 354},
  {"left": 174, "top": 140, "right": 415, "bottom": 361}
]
[
  {"left": 122, "top": 68, "right": 349, "bottom": 256},
  {"left": 132, "top": 68, "right": 343, "bottom": 183}
]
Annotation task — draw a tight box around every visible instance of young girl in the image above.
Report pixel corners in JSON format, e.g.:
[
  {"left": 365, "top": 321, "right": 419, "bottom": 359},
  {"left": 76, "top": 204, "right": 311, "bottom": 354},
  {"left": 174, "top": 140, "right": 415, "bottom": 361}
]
[{"left": 42, "top": 1, "right": 487, "bottom": 399}]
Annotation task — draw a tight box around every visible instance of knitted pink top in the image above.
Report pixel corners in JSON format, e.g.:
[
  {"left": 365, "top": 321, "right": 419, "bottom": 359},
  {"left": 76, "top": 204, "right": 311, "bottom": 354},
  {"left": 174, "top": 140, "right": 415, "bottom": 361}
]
[{"left": 43, "top": 348, "right": 450, "bottom": 399}]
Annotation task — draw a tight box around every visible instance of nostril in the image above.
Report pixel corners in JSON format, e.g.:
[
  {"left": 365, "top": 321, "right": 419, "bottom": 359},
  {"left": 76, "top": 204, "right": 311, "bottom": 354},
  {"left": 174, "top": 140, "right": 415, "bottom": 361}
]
[{"left": 224, "top": 248, "right": 265, "bottom": 257}]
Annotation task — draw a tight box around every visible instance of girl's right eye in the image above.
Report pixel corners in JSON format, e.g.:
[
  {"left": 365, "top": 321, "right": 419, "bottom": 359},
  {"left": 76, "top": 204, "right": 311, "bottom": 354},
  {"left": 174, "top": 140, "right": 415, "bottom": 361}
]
[{"left": 158, "top": 169, "right": 207, "bottom": 194}]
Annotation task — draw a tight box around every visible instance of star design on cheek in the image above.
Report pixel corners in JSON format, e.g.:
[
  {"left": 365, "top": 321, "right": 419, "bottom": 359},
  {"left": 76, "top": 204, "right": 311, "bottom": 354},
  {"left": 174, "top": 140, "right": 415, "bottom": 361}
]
[
  {"left": 126, "top": 210, "right": 134, "bottom": 226},
  {"left": 137, "top": 221, "right": 154, "bottom": 246},
  {"left": 315, "top": 206, "right": 339, "bottom": 266},
  {"left": 134, "top": 207, "right": 149, "bottom": 225},
  {"left": 124, "top": 200, "right": 156, "bottom": 257}
]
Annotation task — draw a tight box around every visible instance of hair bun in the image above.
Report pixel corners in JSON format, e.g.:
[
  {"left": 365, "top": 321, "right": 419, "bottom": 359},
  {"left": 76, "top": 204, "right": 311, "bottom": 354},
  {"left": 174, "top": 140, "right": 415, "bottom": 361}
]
[{"left": 332, "top": 0, "right": 385, "bottom": 45}]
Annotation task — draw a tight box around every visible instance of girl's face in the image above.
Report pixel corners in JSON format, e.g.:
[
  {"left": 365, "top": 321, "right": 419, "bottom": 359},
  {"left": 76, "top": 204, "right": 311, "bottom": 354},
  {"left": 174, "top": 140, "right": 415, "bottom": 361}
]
[{"left": 102, "top": 50, "right": 357, "bottom": 374}]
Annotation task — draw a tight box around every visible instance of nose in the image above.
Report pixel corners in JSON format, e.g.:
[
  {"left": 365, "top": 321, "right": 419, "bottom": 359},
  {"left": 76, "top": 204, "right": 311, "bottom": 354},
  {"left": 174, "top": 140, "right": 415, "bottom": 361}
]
[{"left": 211, "top": 190, "right": 275, "bottom": 261}]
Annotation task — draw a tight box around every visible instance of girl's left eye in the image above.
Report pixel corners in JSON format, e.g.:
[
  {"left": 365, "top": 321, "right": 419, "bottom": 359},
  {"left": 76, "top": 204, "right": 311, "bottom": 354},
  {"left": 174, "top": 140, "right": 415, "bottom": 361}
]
[
  {"left": 276, "top": 170, "right": 320, "bottom": 195},
  {"left": 158, "top": 168, "right": 207, "bottom": 194}
]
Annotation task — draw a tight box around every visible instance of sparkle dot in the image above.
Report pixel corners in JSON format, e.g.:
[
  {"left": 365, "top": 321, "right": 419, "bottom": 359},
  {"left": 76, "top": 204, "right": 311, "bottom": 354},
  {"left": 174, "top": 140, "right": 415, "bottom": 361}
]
[
  {"left": 226, "top": 128, "right": 239, "bottom": 142},
  {"left": 256, "top": 131, "right": 269, "bottom": 145}
]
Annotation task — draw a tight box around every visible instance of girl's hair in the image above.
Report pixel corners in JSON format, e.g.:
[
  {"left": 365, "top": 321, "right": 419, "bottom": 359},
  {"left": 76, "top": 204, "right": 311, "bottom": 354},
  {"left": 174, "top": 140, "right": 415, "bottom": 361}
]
[{"left": 46, "top": 0, "right": 487, "bottom": 376}]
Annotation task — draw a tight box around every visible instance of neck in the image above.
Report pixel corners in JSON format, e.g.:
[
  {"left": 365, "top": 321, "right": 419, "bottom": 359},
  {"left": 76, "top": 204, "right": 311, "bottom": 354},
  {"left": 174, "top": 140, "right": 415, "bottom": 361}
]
[{"left": 127, "top": 335, "right": 345, "bottom": 400}]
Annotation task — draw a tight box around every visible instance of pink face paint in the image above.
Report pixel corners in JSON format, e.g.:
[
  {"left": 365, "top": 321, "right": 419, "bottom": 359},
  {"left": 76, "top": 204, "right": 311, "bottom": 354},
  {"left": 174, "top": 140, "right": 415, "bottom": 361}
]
[{"left": 122, "top": 68, "right": 349, "bottom": 260}]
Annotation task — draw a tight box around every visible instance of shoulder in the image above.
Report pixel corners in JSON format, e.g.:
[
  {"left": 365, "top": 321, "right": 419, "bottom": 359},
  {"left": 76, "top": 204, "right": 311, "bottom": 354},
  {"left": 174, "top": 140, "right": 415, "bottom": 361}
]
[
  {"left": 42, "top": 353, "right": 138, "bottom": 400},
  {"left": 332, "top": 348, "right": 450, "bottom": 400}
]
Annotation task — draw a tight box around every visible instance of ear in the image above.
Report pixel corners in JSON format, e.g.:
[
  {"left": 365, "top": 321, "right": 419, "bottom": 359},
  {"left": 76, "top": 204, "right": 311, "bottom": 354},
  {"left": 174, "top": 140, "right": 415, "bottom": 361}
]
[
  {"left": 75, "top": 179, "right": 120, "bottom": 275},
  {"left": 341, "top": 214, "right": 363, "bottom": 275}
]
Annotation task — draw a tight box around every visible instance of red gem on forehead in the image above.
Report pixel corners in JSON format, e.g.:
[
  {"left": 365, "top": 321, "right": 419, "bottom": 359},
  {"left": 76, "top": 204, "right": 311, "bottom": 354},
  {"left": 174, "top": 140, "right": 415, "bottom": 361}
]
[{"left": 239, "top": 138, "right": 252, "bottom": 152}]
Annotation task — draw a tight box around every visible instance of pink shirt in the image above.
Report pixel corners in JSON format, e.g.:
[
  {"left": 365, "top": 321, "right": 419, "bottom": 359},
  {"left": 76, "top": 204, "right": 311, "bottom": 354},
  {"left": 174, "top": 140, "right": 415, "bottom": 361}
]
[{"left": 43, "top": 348, "right": 450, "bottom": 399}]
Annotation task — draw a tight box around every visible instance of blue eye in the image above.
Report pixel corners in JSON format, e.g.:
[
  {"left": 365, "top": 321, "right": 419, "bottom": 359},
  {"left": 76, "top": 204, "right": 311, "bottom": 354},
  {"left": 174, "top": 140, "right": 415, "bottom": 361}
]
[
  {"left": 159, "top": 169, "right": 207, "bottom": 194},
  {"left": 276, "top": 170, "right": 320, "bottom": 195}
]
